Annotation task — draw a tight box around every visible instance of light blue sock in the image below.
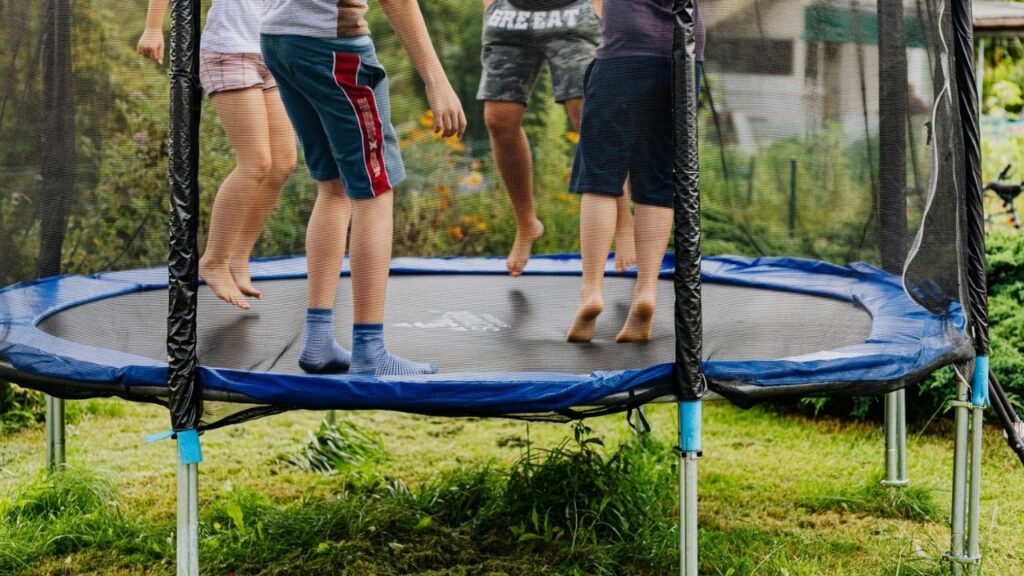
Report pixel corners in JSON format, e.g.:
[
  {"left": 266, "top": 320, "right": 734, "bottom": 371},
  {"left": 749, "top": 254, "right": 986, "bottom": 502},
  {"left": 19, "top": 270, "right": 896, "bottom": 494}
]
[
  {"left": 349, "top": 323, "right": 437, "bottom": 376},
  {"left": 298, "top": 308, "right": 352, "bottom": 374}
]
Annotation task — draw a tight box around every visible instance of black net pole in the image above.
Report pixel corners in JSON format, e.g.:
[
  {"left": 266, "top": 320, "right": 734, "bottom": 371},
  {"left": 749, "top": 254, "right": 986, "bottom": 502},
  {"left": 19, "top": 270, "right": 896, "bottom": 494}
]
[
  {"left": 878, "top": 0, "right": 909, "bottom": 273},
  {"left": 672, "top": 0, "right": 705, "bottom": 400},
  {"left": 167, "top": 0, "right": 203, "bottom": 433},
  {"left": 952, "top": 0, "right": 988, "bottom": 355}
]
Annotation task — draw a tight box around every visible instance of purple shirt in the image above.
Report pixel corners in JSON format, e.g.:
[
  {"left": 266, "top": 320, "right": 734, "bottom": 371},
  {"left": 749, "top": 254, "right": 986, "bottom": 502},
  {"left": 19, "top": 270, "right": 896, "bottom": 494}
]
[{"left": 596, "top": 0, "right": 705, "bottom": 61}]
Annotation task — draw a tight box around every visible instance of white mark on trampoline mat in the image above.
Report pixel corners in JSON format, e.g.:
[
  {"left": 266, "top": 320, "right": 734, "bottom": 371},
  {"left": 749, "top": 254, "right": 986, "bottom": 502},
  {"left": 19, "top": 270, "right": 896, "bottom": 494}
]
[{"left": 392, "top": 310, "right": 510, "bottom": 332}]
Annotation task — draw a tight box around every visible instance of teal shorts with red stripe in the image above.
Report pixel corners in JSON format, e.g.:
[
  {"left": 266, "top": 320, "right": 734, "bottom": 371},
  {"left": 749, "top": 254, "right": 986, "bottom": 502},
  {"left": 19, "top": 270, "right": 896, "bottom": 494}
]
[{"left": 261, "top": 34, "right": 405, "bottom": 198}]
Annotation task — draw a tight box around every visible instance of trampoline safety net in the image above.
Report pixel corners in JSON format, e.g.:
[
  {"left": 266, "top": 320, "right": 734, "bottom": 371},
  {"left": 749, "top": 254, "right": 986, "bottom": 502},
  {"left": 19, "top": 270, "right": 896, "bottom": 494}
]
[{"left": 0, "top": 0, "right": 978, "bottom": 429}]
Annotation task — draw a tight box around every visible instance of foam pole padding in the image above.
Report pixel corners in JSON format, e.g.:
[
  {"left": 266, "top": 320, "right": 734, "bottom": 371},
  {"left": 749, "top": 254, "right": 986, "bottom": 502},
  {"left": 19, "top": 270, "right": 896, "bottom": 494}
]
[
  {"left": 971, "top": 356, "right": 989, "bottom": 407},
  {"left": 167, "top": 0, "right": 203, "bottom": 431},
  {"left": 672, "top": 0, "right": 706, "bottom": 400},
  {"left": 679, "top": 400, "right": 702, "bottom": 453}
]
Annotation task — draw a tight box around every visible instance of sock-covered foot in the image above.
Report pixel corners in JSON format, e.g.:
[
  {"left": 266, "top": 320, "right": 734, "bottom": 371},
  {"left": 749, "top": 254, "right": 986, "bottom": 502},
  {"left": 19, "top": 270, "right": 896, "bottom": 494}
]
[
  {"left": 298, "top": 308, "right": 352, "bottom": 374},
  {"left": 349, "top": 323, "right": 438, "bottom": 376}
]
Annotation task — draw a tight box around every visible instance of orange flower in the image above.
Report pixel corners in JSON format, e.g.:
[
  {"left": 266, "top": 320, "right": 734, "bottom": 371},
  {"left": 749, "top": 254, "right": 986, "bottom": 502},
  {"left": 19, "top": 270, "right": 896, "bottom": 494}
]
[
  {"left": 444, "top": 135, "right": 466, "bottom": 153},
  {"left": 419, "top": 110, "right": 435, "bottom": 128},
  {"left": 565, "top": 131, "right": 580, "bottom": 144},
  {"left": 448, "top": 226, "right": 464, "bottom": 240}
]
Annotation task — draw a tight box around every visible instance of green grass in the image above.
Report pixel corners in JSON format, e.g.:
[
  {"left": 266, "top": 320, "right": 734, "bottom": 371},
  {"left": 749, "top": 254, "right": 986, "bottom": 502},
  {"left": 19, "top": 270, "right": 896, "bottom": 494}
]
[{"left": 1, "top": 399, "right": 1023, "bottom": 575}]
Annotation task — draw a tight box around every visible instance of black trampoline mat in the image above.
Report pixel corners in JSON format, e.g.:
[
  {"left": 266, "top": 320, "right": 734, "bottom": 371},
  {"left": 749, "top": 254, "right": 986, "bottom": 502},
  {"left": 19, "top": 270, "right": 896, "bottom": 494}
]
[{"left": 38, "top": 275, "right": 872, "bottom": 374}]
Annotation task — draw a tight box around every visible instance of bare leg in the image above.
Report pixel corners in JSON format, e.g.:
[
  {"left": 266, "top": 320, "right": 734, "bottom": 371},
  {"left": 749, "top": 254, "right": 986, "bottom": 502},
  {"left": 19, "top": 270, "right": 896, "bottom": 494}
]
[
  {"left": 614, "top": 180, "right": 636, "bottom": 272},
  {"left": 616, "top": 203, "right": 673, "bottom": 342},
  {"left": 306, "top": 179, "right": 352, "bottom": 309},
  {"left": 567, "top": 193, "right": 617, "bottom": 342},
  {"left": 231, "top": 89, "right": 297, "bottom": 298},
  {"left": 348, "top": 193, "right": 393, "bottom": 324},
  {"left": 200, "top": 88, "right": 273, "bottom": 309},
  {"left": 485, "top": 100, "right": 544, "bottom": 276},
  {"left": 565, "top": 97, "right": 635, "bottom": 273}
]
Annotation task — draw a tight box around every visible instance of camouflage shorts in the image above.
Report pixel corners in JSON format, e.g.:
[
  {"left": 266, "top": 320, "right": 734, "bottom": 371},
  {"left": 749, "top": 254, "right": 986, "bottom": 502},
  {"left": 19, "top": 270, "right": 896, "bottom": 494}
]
[{"left": 477, "top": 0, "right": 601, "bottom": 104}]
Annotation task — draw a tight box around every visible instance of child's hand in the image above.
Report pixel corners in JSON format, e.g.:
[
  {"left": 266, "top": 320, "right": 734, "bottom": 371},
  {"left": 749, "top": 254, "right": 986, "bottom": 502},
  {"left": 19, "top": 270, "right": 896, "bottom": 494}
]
[
  {"left": 137, "top": 29, "right": 165, "bottom": 64},
  {"left": 425, "top": 80, "right": 467, "bottom": 139}
]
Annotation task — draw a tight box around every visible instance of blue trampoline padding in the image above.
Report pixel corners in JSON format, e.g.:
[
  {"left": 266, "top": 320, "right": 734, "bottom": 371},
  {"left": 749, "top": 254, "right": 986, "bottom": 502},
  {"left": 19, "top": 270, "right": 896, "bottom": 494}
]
[{"left": 0, "top": 255, "right": 969, "bottom": 413}]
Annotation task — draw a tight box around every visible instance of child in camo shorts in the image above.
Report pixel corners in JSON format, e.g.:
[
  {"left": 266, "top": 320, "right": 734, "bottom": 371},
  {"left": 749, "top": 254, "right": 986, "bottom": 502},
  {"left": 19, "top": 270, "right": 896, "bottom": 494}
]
[{"left": 479, "top": 0, "right": 638, "bottom": 276}]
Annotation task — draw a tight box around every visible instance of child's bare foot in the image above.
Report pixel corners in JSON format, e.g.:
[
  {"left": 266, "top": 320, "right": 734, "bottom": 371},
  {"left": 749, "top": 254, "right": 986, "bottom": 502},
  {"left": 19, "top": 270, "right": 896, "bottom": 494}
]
[
  {"left": 507, "top": 219, "right": 545, "bottom": 277},
  {"left": 616, "top": 297, "right": 656, "bottom": 342},
  {"left": 614, "top": 232, "right": 636, "bottom": 272},
  {"left": 199, "top": 258, "right": 250, "bottom": 310},
  {"left": 231, "top": 260, "right": 262, "bottom": 299},
  {"left": 567, "top": 296, "right": 604, "bottom": 343}
]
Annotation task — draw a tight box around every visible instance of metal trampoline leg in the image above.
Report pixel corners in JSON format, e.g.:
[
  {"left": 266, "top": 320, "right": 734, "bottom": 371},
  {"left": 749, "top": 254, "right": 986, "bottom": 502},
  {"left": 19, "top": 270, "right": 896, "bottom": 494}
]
[
  {"left": 948, "top": 357, "right": 988, "bottom": 574},
  {"left": 897, "top": 389, "right": 908, "bottom": 482},
  {"left": 949, "top": 378, "right": 969, "bottom": 575},
  {"left": 966, "top": 404, "right": 984, "bottom": 575},
  {"left": 882, "top": 390, "right": 909, "bottom": 487},
  {"left": 966, "top": 356, "right": 988, "bottom": 574},
  {"left": 326, "top": 410, "right": 337, "bottom": 426},
  {"left": 45, "top": 396, "right": 65, "bottom": 472},
  {"left": 678, "top": 401, "right": 701, "bottom": 576},
  {"left": 177, "top": 460, "right": 199, "bottom": 576}
]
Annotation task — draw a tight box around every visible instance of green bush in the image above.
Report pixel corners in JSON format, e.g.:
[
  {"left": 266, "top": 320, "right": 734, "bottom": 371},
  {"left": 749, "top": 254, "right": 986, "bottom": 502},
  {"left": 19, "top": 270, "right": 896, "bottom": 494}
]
[{"left": 0, "top": 383, "right": 45, "bottom": 435}]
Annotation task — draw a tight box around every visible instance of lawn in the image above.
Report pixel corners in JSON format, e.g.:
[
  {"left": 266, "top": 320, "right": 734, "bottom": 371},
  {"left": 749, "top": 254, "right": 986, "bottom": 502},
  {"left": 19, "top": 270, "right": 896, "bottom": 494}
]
[{"left": 1, "top": 397, "right": 1021, "bottom": 575}]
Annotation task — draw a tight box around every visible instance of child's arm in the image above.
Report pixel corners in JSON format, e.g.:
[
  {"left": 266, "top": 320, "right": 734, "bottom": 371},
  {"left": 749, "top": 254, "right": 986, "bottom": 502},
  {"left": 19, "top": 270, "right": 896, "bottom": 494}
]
[
  {"left": 137, "top": 0, "right": 169, "bottom": 64},
  {"left": 379, "top": 0, "right": 467, "bottom": 138}
]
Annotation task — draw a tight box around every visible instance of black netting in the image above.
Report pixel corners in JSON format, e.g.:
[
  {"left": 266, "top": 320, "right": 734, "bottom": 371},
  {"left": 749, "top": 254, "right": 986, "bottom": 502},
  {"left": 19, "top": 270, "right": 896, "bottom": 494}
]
[{"left": 0, "top": 0, "right": 977, "bottom": 428}]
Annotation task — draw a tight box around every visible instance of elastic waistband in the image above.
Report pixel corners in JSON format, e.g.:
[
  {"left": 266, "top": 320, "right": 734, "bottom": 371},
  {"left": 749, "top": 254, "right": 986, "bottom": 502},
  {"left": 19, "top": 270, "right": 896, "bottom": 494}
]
[{"left": 260, "top": 33, "right": 373, "bottom": 49}]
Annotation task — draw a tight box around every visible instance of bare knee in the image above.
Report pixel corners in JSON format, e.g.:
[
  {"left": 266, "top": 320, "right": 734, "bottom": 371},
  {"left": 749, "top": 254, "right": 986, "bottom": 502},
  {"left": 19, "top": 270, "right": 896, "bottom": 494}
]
[
  {"left": 317, "top": 179, "right": 348, "bottom": 201},
  {"left": 484, "top": 105, "right": 525, "bottom": 138},
  {"left": 267, "top": 154, "right": 297, "bottom": 188},
  {"left": 238, "top": 154, "right": 273, "bottom": 183}
]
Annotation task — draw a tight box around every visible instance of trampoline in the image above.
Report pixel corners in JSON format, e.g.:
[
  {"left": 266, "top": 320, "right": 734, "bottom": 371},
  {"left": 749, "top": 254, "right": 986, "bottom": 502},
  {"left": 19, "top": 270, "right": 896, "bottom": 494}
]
[
  {"left": 0, "top": 254, "right": 972, "bottom": 422},
  {"left": 0, "top": 0, "right": 1014, "bottom": 573}
]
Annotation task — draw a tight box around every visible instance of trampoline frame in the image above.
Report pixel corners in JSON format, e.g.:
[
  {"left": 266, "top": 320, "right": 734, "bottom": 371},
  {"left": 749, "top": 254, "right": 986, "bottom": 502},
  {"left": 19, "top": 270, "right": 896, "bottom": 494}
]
[
  {"left": 0, "top": 253, "right": 973, "bottom": 416},
  {"left": 3, "top": 0, "right": 992, "bottom": 574}
]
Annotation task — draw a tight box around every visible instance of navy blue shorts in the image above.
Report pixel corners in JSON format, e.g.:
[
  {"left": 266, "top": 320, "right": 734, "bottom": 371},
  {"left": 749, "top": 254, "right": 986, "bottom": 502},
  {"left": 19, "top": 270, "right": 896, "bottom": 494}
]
[
  {"left": 570, "top": 57, "right": 702, "bottom": 208},
  {"left": 261, "top": 34, "right": 405, "bottom": 199}
]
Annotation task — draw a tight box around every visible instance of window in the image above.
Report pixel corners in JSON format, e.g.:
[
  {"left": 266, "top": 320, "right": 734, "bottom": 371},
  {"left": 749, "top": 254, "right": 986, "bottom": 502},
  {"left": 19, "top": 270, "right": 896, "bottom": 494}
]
[{"left": 706, "top": 38, "right": 794, "bottom": 76}]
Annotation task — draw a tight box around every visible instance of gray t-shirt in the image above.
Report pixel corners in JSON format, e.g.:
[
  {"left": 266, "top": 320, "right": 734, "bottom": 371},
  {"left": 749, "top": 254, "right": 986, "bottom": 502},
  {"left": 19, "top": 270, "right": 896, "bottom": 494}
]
[
  {"left": 596, "top": 0, "right": 705, "bottom": 61},
  {"left": 262, "top": 0, "right": 370, "bottom": 38}
]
